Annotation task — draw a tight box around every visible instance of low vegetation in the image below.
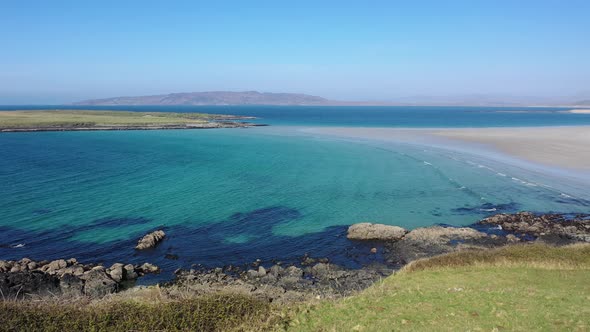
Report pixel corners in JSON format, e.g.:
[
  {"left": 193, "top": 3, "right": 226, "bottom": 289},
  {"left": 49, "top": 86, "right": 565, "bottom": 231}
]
[
  {"left": 0, "top": 110, "right": 240, "bottom": 129},
  {"left": 290, "top": 244, "right": 590, "bottom": 331},
  {"left": 0, "top": 293, "right": 281, "bottom": 332},
  {"left": 2, "top": 244, "right": 589, "bottom": 331}
]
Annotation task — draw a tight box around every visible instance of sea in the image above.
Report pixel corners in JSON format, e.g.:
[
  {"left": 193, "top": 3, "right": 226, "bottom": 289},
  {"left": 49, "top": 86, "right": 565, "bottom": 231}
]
[{"left": 1, "top": 105, "right": 589, "bottom": 282}]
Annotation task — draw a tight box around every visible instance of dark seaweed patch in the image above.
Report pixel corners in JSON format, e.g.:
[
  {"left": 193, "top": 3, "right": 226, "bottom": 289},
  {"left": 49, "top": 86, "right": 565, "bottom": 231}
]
[{"left": 452, "top": 202, "right": 520, "bottom": 215}]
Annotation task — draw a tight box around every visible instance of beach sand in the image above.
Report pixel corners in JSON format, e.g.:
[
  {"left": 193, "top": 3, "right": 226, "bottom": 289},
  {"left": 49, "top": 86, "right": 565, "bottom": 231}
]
[{"left": 307, "top": 126, "right": 590, "bottom": 172}]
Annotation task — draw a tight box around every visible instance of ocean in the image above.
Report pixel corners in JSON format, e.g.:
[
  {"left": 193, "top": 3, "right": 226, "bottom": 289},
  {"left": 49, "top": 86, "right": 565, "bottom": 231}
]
[{"left": 1, "top": 106, "right": 589, "bottom": 282}]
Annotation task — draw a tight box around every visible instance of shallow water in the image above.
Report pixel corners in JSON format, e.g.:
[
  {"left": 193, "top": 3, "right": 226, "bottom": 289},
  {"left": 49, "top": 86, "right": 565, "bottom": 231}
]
[{"left": 1, "top": 106, "right": 589, "bottom": 281}]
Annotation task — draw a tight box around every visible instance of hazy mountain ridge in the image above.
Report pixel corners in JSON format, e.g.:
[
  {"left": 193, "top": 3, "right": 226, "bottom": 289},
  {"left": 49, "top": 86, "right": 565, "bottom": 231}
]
[
  {"left": 74, "top": 91, "right": 590, "bottom": 107},
  {"left": 74, "top": 91, "right": 344, "bottom": 106}
]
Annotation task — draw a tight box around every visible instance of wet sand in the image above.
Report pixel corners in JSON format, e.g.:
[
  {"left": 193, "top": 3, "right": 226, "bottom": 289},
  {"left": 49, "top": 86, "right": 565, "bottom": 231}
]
[{"left": 306, "top": 126, "right": 590, "bottom": 172}]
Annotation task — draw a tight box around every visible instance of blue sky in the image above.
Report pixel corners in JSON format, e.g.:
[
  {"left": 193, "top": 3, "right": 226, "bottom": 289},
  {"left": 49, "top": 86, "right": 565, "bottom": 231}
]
[{"left": 1, "top": 0, "right": 589, "bottom": 103}]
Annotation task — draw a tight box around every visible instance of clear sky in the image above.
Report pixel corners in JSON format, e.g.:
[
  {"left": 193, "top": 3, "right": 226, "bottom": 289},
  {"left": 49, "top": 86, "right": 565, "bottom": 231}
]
[{"left": 1, "top": 0, "right": 589, "bottom": 104}]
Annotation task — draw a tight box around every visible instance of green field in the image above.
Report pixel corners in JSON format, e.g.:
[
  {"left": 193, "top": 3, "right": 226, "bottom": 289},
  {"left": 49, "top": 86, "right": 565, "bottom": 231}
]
[
  {"left": 0, "top": 110, "right": 240, "bottom": 129},
  {"left": 291, "top": 244, "right": 590, "bottom": 331}
]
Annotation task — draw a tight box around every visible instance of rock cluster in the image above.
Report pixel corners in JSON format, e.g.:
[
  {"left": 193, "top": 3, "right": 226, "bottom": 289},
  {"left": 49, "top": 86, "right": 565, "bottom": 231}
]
[
  {"left": 135, "top": 230, "right": 166, "bottom": 250},
  {"left": 347, "top": 223, "right": 407, "bottom": 241},
  {"left": 174, "top": 261, "right": 389, "bottom": 303},
  {"left": 348, "top": 212, "right": 590, "bottom": 266},
  {"left": 479, "top": 212, "right": 590, "bottom": 243},
  {"left": 0, "top": 258, "right": 159, "bottom": 299}
]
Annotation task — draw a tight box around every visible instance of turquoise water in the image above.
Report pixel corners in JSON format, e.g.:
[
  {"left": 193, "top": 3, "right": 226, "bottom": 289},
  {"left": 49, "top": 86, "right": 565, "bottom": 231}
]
[{"left": 1, "top": 106, "right": 589, "bottom": 279}]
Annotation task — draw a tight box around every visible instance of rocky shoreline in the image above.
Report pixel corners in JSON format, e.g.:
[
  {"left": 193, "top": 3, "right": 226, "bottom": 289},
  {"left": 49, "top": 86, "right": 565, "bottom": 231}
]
[{"left": 1, "top": 212, "right": 588, "bottom": 302}]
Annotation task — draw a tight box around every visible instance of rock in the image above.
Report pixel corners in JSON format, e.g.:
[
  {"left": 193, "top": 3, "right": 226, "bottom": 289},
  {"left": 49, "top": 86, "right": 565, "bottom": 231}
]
[
  {"left": 108, "top": 263, "right": 125, "bottom": 282},
  {"left": 135, "top": 230, "right": 166, "bottom": 250},
  {"left": 59, "top": 273, "right": 84, "bottom": 296},
  {"left": 258, "top": 266, "right": 267, "bottom": 276},
  {"left": 506, "top": 234, "right": 520, "bottom": 243},
  {"left": 0, "top": 261, "right": 11, "bottom": 272},
  {"left": 370, "top": 247, "right": 378, "bottom": 254},
  {"left": 124, "top": 264, "right": 138, "bottom": 280},
  {"left": 43, "top": 259, "right": 67, "bottom": 273},
  {"left": 283, "top": 266, "right": 303, "bottom": 278},
  {"left": 82, "top": 270, "right": 118, "bottom": 298},
  {"left": 138, "top": 263, "right": 160, "bottom": 274},
  {"left": 247, "top": 269, "right": 259, "bottom": 279},
  {"left": 347, "top": 223, "right": 407, "bottom": 241},
  {"left": 385, "top": 226, "right": 488, "bottom": 265},
  {"left": 269, "top": 265, "right": 283, "bottom": 278},
  {"left": 0, "top": 271, "right": 61, "bottom": 299}
]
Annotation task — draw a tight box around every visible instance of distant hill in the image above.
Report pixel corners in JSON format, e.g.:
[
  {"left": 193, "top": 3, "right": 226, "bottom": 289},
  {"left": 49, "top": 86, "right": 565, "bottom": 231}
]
[
  {"left": 74, "top": 91, "right": 347, "bottom": 106},
  {"left": 74, "top": 91, "right": 590, "bottom": 107}
]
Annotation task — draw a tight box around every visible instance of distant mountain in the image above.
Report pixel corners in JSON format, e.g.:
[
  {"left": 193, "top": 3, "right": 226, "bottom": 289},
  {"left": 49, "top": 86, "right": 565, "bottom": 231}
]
[
  {"left": 74, "top": 90, "right": 590, "bottom": 107},
  {"left": 74, "top": 91, "right": 346, "bottom": 106}
]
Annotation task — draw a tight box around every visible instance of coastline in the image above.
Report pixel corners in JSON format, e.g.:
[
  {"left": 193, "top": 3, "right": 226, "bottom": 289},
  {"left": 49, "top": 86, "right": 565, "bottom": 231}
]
[
  {"left": 0, "top": 122, "right": 265, "bottom": 132},
  {"left": 303, "top": 126, "right": 590, "bottom": 181}
]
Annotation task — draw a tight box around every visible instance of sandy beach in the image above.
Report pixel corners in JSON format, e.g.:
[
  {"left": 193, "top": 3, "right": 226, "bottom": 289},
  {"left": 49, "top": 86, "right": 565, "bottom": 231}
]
[{"left": 308, "top": 126, "right": 590, "bottom": 172}]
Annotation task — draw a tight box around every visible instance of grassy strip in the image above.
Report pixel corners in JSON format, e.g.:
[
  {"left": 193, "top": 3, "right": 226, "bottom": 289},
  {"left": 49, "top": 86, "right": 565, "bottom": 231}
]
[
  {"left": 0, "top": 294, "right": 281, "bottom": 332},
  {"left": 0, "top": 110, "right": 238, "bottom": 128},
  {"left": 290, "top": 244, "right": 590, "bottom": 331}
]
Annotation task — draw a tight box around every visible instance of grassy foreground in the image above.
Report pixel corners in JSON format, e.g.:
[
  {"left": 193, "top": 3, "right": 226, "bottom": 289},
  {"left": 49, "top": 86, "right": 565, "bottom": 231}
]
[
  {"left": 291, "top": 244, "right": 590, "bottom": 331},
  {"left": 0, "top": 110, "right": 242, "bottom": 129},
  {"left": 1, "top": 244, "right": 588, "bottom": 331}
]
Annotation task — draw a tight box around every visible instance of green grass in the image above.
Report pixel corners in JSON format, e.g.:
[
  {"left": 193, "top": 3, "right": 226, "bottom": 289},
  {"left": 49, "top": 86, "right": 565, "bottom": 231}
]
[
  {"left": 0, "top": 110, "right": 232, "bottom": 128},
  {"left": 290, "top": 244, "right": 590, "bottom": 331}
]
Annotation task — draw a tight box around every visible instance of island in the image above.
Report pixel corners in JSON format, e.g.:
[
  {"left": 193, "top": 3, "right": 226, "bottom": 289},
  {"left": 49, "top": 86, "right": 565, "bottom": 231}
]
[{"left": 0, "top": 110, "right": 264, "bottom": 132}]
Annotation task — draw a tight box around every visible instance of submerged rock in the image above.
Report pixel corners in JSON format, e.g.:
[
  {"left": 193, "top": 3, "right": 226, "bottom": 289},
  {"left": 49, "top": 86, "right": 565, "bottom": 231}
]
[
  {"left": 135, "top": 230, "right": 166, "bottom": 250},
  {"left": 347, "top": 223, "right": 407, "bottom": 241}
]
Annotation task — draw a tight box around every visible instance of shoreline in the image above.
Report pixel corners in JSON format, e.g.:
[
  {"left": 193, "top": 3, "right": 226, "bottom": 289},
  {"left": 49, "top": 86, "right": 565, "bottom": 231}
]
[
  {"left": 2, "top": 212, "right": 589, "bottom": 301},
  {"left": 303, "top": 125, "right": 590, "bottom": 180},
  {"left": 0, "top": 122, "right": 267, "bottom": 133}
]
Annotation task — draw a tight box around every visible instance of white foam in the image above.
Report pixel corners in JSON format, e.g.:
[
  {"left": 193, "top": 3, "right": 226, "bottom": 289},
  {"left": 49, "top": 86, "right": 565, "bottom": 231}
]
[
  {"left": 423, "top": 161, "right": 432, "bottom": 166},
  {"left": 11, "top": 243, "right": 25, "bottom": 248}
]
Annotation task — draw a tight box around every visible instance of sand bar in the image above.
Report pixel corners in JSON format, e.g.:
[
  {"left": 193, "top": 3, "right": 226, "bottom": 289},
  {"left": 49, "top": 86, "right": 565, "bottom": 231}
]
[{"left": 307, "top": 126, "right": 590, "bottom": 172}]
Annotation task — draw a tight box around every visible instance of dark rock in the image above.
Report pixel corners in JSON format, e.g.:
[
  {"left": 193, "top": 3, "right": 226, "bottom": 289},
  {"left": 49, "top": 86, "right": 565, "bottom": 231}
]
[
  {"left": 0, "top": 271, "right": 61, "bottom": 299},
  {"left": 59, "top": 273, "right": 85, "bottom": 296},
  {"left": 82, "top": 270, "right": 118, "bottom": 297}
]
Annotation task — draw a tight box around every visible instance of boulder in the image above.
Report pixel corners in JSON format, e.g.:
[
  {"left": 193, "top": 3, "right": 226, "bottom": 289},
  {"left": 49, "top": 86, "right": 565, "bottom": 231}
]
[
  {"left": 135, "top": 230, "right": 166, "bottom": 250},
  {"left": 43, "top": 259, "right": 67, "bottom": 274},
  {"left": 108, "top": 263, "right": 125, "bottom": 282},
  {"left": 347, "top": 223, "right": 407, "bottom": 241},
  {"left": 82, "top": 270, "right": 118, "bottom": 298},
  {"left": 124, "top": 264, "right": 138, "bottom": 280}
]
